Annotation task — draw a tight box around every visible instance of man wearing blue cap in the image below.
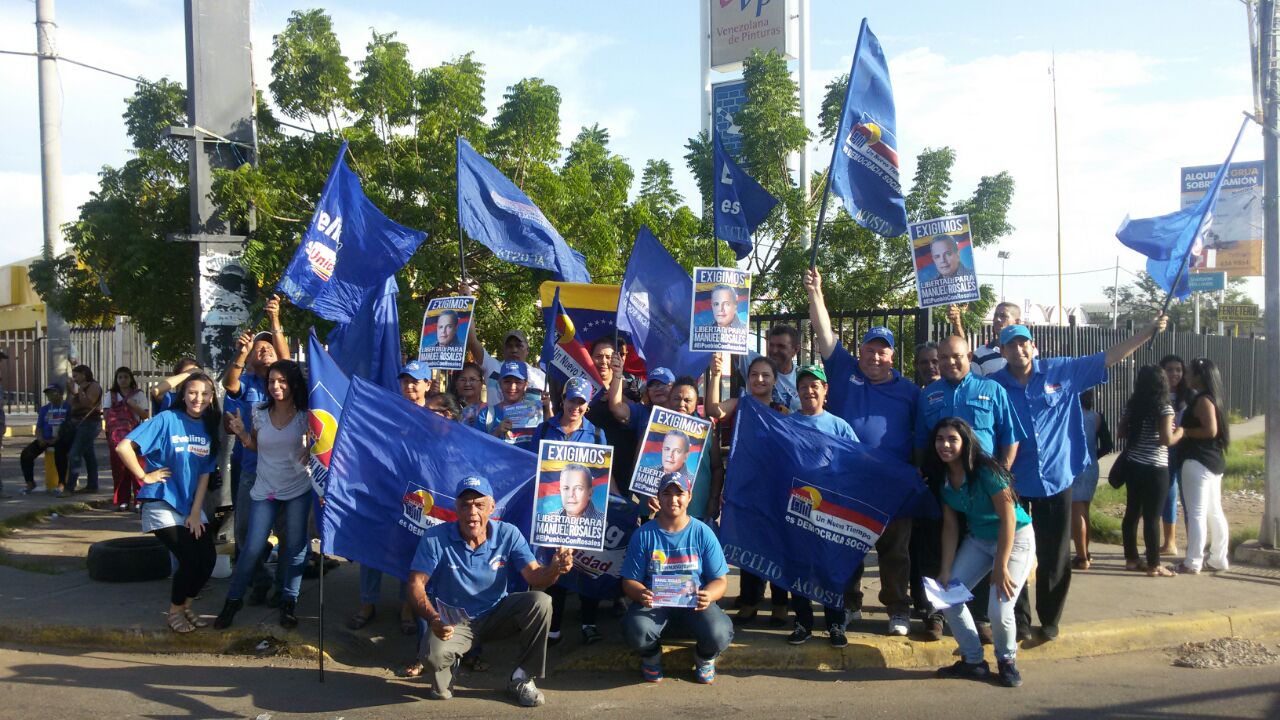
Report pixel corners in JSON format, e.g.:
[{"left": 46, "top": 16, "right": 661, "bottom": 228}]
[
  {"left": 410, "top": 476, "right": 574, "bottom": 707},
  {"left": 472, "top": 361, "right": 550, "bottom": 449},
  {"left": 19, "top": 384, "right": 69, "bottom": 494},
  {"left": 621, "top": 472, "right": 732, "bottom": 685},
  {"left": 989, "top": 317, "right": 1167, "bottom": 641},
  {"left": 805, "top": 267, "right": 919, "bottom": 636}
]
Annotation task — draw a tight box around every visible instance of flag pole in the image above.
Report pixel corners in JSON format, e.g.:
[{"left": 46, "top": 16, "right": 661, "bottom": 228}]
[
  {"left": 809, "top": 20, "right": 869, "bottom": 269},
  {"left": 456, "top": 135, "right": 468, "bottom": 285},
  {"left": 317, "top": 541, "right": 326, "bottom": 683},
  {"left": 1152, "top": 114, "right": 1252, "bottom": 336}
]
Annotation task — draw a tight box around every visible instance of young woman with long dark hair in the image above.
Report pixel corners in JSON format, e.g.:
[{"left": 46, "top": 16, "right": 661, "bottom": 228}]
[
  {"left": 104, "top": 366, "right": 148, "bottom": 510},
  {"left": 924, "top": 417, "right": 1034, "bottom": 688},
  {"left": 115, "top": 372, "right": 222, "bottom": 632},
  {"left": 1118, "top": 365, "right": 1182, "bottom": 576},
  {"left": 1158, "top": 354, "right": 1190, "bottom": 556},
  {"left": 1175, "top": 358, "right": 1231, "bottom": 574},
  {"left": 55, "top": 364, "right": 103, "bottom": 496},
  {"left": 216, "top": 360, "right": 313, "bottom": 629}
]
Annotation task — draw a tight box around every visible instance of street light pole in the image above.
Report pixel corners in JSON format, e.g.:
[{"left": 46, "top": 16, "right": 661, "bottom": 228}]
[
  {"left": 997, "top": 250, "right": 1011, "bottom": 301},
  {"left": 1260, "top": 0, "right": 1280, "bottom": 549},
  {"left": 35, "top": 0, "right": 71, "bottom": 388}
]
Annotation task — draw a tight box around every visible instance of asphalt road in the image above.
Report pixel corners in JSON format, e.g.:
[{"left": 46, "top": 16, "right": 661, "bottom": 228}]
[{"left": 1, "top": 643, "right": 1276, "bottom": 719}]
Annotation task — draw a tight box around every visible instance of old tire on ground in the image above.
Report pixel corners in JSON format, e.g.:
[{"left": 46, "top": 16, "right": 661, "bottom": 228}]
[{"left": 87, "top": 535, "right": 171, "bottom": 582}]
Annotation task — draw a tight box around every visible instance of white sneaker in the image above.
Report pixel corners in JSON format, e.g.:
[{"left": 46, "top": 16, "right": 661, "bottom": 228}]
[
  {"left": 887, "top": 614, "right": 910, "bottom": 636},
  {"left": 508, "top": 677, "right": 545, "bottom": 707}
]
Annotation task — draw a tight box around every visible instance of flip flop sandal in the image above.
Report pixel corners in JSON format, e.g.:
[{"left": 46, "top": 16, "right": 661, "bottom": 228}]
[
  {"left": 167, "top": 612, "right": 196, "bottom": 634},
  {"left": 1147, "top": 566, "right": 1176, "bottom": 577},
  {"left": 1071, "top": 557, "right": 1091, "bottom": 571},
  {"left": 184, "top": 609, "right": 209, "bottom": 628},
  {"left": 347, "top": 607, "right": 376, "bottom": 630}
]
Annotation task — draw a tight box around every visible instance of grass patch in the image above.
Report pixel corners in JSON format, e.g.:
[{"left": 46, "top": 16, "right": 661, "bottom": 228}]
[
  {"left": 1089, "top": 509, "right": 1122, "bottom": 546},
  {"left": 1224, "top": 435, "right": 1265, "bottom": 491},
  {"left": 0, "top": 501, "right": 104, "bottom": 538}
]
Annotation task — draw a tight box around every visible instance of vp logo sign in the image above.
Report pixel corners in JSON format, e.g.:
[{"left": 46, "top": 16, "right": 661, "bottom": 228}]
[{"left": 722, "top": 0, "right": 771, "bottom": 17}]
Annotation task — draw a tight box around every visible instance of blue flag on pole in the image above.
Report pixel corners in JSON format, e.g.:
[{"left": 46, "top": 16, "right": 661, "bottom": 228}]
[
  {"left": 616, "top": 226, "right": 711, "bottom": 380},
  {"left": 322, "top": 377, "right": 536, "bottom": 581},
  {"left": 720, "top": 398, "right": 927, "bottom": 608},
  {"left": 1116, "top": 117, "right": 1250, "bottom": 300},
  {"left": 828, "top": 19, "right": 908, "bottom": 238},
  {"left": 326, "top": 276, "right": 402, "bottom": 393},
  {"left": 456, "top": 136, "right": 591, "bottom": 283},
  {"left": 305, "top": 329, "right": 349, "bottom": 504},
  {"left": 713, "top": 134, "right": 779, "bottom": 260},
  {"left": 277, "top": 142, "right": 427, "bottom": 323}
]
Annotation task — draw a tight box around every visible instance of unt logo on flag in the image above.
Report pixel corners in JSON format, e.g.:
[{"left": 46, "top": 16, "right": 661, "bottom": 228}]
[
  {"left": 785, "top": 480, "right": 886, "bottom": 552},
  {"left": 399, "top": 482, "right": 456, "bottom": 537},
  {"left": 844, "top": 119, "right": 901, "bottom": 194}
]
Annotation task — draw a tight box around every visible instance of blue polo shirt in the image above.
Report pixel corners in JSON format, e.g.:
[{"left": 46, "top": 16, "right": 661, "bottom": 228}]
[
  {"left": 410, "top": 519, "right": 537, "bottom": 621},
  {"left": 989, "top": 353, "right": 1108, "bottom": 498},
  {"left": 916, "top": 373, "right": 1025, "bottom": 456},
  {"left": 822, "top": 342, "right": 917, "bottom": 462},
  {"left": 226, "top": 373, "right": 267, "bottom": 475}
]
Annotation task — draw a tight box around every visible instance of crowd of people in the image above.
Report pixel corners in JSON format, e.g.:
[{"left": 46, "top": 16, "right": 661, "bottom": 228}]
[{"left": 3, "top": 281, "right": 1238, "bottom": 708}]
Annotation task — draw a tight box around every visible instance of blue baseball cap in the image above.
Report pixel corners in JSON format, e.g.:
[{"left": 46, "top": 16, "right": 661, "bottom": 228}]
[
  {"left": 455, "top": 475, "right": 494, "bottom": 499},
  {"left": 499, "top": 361, "right": 528, "bottom": 380},
  {"left": 646, "top": 367, "right": 676, "bottom": 386},
  {"left": 999, "top": 324, "right": 1034, "bottom": 346},
  {"left": 398, "top": 361, "right": 432, "bottom": 380},
  {"left": 861, "top": 326, "right": 895, "bottom": 349},
  {"left": 658, "top": 471, "right": 692, "bottom": 494},
  {"left": 564, "top": 377, "right": 593, "bottom": 402},
  {"left": 43, "top": 383, "right": 62, "bottom": 394}
]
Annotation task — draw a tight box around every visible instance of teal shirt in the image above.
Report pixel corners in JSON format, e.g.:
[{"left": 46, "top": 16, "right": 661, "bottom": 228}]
[{"left": 940, "top": 466, "right": 1031, "bottom": 541}]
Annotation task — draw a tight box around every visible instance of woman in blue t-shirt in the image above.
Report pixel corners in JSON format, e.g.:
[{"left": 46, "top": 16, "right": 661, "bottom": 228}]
[
  {"left": 116, "top": 372, "right": 222, "bottom": 633},
  {"left": 924, "top": 417, "right": 1035, "bottom": 688}
]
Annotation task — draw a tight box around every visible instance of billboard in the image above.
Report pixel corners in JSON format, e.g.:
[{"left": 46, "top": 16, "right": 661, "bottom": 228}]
[
  {"left": 1180, "top": 160, "right": 1263, "bottom": 277},
  {"left": 713, "top": 80, "right": 748, "bottom": 161},
  {"left": 709, "top": 0, "right": 797, "bottom": 71}
]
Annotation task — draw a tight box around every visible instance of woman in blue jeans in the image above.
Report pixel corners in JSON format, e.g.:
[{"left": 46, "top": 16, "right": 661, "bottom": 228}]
[
  {"left": 55, "top": 364, "right": 103, "bottom": 496},
  {"left": 926, "top": 417, "right": 1035, "bottom": 688},
  {"left": 215, "top": 360, "right": 313, "bottom": 629}
]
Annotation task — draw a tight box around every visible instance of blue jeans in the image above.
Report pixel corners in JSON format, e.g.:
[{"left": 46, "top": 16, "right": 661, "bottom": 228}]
[
  {"left": 60, "top": 419, "right": 101, "bottom": 491},
  {"left": 623, "top": 604, "right": 734, "bottom": 662},
  {"left": 227, "top": 490, "right": 313, "bottom": 601},
  {"left": 942, "top": 525, "right": 1036, "bottom": 664},
  {"left": 359, "top": 564, "right": 407, "bottom": 606},
  {"left": 1163, "top": 462, "right": 1181, "bottom": 525}
]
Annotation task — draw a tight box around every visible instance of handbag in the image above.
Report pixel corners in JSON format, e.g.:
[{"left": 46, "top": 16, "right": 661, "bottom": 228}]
[{"left": 1108, "top": 447, "right": 1131, "bottom": 489}]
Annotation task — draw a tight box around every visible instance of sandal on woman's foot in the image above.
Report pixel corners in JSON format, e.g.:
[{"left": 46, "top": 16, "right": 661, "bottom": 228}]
[
  {"left": 1124, "top": 560, "right": 1149, "bottom": 572},
  {"left": 1147, "top": 565, "right": 1176, "bottom": 577},
  {"left": 184, "top": 608, "right": 209, "bottom": 628},
  {"left": 1071, "top": 557, "right": 1091, "bottom": 571},
  {"left": 167, "top": 611, "right": 196, "bottom": 633},
  {"left": 346, "top": 607, "right": 376, "bottom": 630},
  {"left": 399, "top": 661, "right": 425, "bottom": 678}
]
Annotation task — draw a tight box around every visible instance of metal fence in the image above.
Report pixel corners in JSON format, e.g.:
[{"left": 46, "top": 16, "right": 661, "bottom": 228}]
[
  {"left": 932, "top": 319, "right": 1268, "bottom": 431},
  {"left": 748, "top": 307, "right": 929, "bottom": 373},
  {"left": 0, "top": 319, "right": 163, "bottom": 415}
]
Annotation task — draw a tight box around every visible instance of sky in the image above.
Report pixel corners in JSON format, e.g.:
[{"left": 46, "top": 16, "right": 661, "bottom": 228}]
[{"left": 0, "top": 0, "right": 1267, "bottom": 314}]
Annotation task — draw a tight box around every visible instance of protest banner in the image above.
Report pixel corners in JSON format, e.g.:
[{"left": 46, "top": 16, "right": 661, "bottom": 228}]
[
  {"left": 910, "top": 214, "right": 980, "bottom": 308},
  {"left": 417, "top": 295, "right": 474, "bottom": 370},
  {"left": 690, "top": 267, "right": 751, "bottom": 353},
  {"left": 651, "top": 574, "right": 699, "bottom": 608},
  {"left": 720, "top": 398, "right": 927, "bottom": 608},
  {"left": 531, "top": 440, "right": 612, "bottom": 551},
  {"left": 629, "top": 407, "right": 712, "bottom": 497}
]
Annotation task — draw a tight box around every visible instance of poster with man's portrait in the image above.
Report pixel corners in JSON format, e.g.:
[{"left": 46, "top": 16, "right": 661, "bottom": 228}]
[
  {"left": 532, "top": 440, "right": 612, "bottom": 551},
  {"left": 418, "top": 295, "right": 475, "bottom": 370},
  {"left": 690, "top": 267, "right": 751, "bottom": 353},
  {"left": 910, "top": 214, "right": 980, "bottom": 308}
]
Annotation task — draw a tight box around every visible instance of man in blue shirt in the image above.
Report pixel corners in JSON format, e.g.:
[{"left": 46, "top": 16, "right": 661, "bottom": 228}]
[
  {"left": 621, "top": 472, "right": 732, "bottom": 685},
  {"left": 20, "top": 384, "right": 69, "bottom": 493},
  {"left": 409, "top": 476, "right": 572, "bottom": 707},
  {"left": 989, "top": 318, "right": 1167, "bottom": 641},
  {"left": 805, "top": 267, "right": 917, "bottom": 636}
]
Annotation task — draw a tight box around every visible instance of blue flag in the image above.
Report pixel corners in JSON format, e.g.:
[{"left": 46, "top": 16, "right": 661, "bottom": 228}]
[
  {"left": 305, "top": 329, "right": 349, "bottom": 503},
  {"left": 828, "top": 19, "right": 908, "bottom": 238},
  {"left": 713, "top": 134, "right": 778, "bottom": 260},
  {"left": 277, "top": 142, "right": 427, "bottom": 323},
  {"left": 322, "top": 376, "right": 536, "bottom": 581},
  {"left": 720, "top": 398, "right": 927, "bottom": 608},
  {"left": 326, "top": 276, "right": 402, "bottom": 393},
  {"left": 616, "top": 226, "right": 711, "bottom": 380},
  {"left": 1117, "top": 117, "right": 1250, "bottom": 300},
  {"left": 457, "top": 136, "right": 591, "bottom": 283}
]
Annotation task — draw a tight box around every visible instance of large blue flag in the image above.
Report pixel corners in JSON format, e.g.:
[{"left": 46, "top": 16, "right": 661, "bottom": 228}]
[
  {"left": 616, "top": 226, "right": 711, "bottom": 380},
  {"left": 277, "top": 142, "right": 427, "bottom": 323},
  {"left": 713, "top": 134, "right": 778, "bottom": 260},
  {"left": 322, "top": 377, "right": 536, "bottom": 581},
  {"left": 305, "top": 329, "right": 349, "bottom": 503},
  {"left": 720, "top": 398, "right": 928, "bottom": 608},
  {"left": 1116, "top": 116, "right": 1250, "bottom": 300},
  {"left": 457, "top": 136, "right": 591, "bottom": 283},
  {"left": 326, "top": 276, "right": 402, "bottom": 393},
  {"left": 828, "top": 19, "right": 908, "bottom": 238}
]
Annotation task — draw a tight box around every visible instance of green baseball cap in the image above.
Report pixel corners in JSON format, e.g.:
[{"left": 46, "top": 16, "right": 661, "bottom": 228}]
[{"left": 797, "top": 364, "right": 827, "bottom": 384}]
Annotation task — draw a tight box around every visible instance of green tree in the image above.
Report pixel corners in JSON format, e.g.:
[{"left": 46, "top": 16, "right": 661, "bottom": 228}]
[
  {"left": 269, "top": 9, "right": 352, "bottom": 131},
  {"left": 1103, "top": 271, "right": 1252, "bottom": 331}
]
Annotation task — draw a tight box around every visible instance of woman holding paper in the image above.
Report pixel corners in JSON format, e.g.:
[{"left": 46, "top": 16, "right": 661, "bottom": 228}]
[{"left": 926, "top": 417, "right": 1035, "bottom": 688}]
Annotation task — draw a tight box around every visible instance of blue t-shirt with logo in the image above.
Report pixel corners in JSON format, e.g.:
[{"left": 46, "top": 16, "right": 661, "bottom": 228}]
[
  {"left": 621, "top": 517, "right": 728, "bottom": 590},
  {"left": 410, "top": 519, "right": 537, "bottom": 620},
  {"left": 128, "top": 411, "right": 217, "bottom": 516},
  {"left": 226, "top": 374, "right": 267, "bottom": 475},
  {"left": 36, "top": 402, "right": 70, "bottom": 441}
]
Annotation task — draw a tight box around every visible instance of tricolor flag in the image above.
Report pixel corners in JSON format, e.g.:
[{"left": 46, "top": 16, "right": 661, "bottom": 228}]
[{"left": 541, "top": 286, "right": 607, "bottom": 391}]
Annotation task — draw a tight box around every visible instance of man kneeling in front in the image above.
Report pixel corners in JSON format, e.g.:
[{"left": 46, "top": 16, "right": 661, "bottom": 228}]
[
  {"left": 621, "top": 472, "right": 733, "bottom": 684},
  {"left": 408, "top": 476, "right": 572, "bottom": 707}
]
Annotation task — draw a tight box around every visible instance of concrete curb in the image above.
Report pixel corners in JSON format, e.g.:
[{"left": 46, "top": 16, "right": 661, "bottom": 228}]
[
  {"left": 556, "top": 607, "right": 1280, "bottom": 672},
  {"left": 0, "top": 621, "right": 331, "bottom": 663}
]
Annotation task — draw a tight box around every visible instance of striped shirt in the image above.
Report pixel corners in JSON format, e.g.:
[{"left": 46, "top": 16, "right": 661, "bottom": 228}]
[{"left": 1127, "top": 404, "right": 1174, "bottom": 467}]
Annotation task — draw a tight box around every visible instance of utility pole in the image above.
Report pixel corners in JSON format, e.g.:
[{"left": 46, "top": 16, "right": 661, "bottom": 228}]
[
  {"left": 998, "top": 250, "right": 1011, "bottom": 301},
  {"left": 1259, "top": 0, "right": 1279, "bottom": 549},
  {"left": 1051, "top": 55, "right": 1065, "bottom": 325},
  {"left": 35, "top": 0, "right": 71, "bottom": 389},
  {"left": 1111, "top": 256, "right": 1120, "bottom": 330}
]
